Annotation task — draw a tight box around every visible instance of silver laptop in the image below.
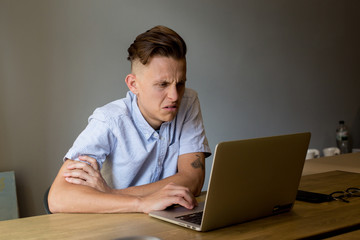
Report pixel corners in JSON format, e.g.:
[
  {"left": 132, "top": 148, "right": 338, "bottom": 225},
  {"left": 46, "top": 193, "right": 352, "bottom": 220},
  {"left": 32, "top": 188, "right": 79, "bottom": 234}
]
[{"left": 149, "top": 132, "right": 311, "bottom": 231}]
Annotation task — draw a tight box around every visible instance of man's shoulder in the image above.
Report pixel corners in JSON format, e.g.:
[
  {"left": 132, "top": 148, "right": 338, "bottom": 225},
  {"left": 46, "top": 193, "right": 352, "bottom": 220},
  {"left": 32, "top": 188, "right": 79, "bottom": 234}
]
[
  {"left": 182, "top": 88, "right": 198, "bottom": 102},
  {"left": 184, "top": 88, "right": 198, "bottom": 97},
  {"left": 176, "top": 88, "right": 200, "bottom": 117},
  {"left": 90, "top": 92, "right": 134, "bottom": 122}
]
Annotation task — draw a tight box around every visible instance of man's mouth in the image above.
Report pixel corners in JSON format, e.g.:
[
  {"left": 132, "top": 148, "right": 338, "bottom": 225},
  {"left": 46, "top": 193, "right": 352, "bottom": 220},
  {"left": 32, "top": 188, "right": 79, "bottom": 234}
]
[{"left": 164, "top": 105, "right": 177, "bottom": 110}]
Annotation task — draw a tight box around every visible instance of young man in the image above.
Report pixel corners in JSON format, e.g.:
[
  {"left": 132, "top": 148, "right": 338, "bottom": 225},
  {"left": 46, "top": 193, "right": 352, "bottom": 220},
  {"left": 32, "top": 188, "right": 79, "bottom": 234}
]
[{"left": 48, "top": 26, "right": 211, "bottom": 213}]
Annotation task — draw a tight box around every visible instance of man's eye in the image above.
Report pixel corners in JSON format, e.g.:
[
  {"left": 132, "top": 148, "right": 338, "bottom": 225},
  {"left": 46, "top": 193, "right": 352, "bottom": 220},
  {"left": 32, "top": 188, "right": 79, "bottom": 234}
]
[{"left": 160, "top": 82, "right": 168, "bottom": 87}]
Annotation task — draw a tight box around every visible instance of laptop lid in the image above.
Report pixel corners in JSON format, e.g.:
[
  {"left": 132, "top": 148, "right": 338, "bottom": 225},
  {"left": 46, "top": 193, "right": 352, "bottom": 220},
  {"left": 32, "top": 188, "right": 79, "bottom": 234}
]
[{"left": 149, "top": 132, "right": 311, "bottom": 231}]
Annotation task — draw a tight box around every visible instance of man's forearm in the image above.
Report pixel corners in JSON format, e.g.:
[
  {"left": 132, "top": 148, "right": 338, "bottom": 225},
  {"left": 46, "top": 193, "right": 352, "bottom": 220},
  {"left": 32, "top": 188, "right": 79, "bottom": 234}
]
[
  {"left": 49, "top": 187, "right": 141, "bottom": 213},
  {"left": 113, "top": 171, "right": 204, "bottom": 197},
  {"left": 48, "top": 162, "right": 142, "bottom": 213},
  {"left": 114, "top": 152, "right": 206, "bottom": 198},
  {"left": 49, "top": 152, "right": 205, "bottom": 213},
  {"left": 49, "top": 159, "right": 198, "bottom": 214}
]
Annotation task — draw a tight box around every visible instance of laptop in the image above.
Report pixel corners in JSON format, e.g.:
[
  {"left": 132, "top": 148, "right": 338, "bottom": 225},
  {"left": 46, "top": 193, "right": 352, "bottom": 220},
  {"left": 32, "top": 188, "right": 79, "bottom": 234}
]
[{"left": 149, "top": 132, "right": 311, "bottom": 231}]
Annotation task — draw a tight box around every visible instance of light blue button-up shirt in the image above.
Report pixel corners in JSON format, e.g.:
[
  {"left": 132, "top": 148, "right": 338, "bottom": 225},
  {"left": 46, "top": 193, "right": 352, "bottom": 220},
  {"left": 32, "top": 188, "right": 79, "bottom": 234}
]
[{"left": 64, "top": 88, "right": 211, "bottom": 189}]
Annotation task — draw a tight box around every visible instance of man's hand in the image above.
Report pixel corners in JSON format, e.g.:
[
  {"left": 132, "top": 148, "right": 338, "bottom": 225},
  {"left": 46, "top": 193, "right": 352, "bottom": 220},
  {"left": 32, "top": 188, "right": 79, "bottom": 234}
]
[
  {"left": 138, "top": 182, "right": 197, "bottom": 213},
  {"left": 63, "top": 156, "right": 112, "bottom": 193}
]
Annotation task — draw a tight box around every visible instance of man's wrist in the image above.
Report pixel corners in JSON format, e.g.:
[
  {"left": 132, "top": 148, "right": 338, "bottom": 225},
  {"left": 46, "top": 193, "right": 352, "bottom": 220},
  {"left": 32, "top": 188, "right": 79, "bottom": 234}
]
[{"left": 134, "top": 196, "right": 144, "bottom": 213}]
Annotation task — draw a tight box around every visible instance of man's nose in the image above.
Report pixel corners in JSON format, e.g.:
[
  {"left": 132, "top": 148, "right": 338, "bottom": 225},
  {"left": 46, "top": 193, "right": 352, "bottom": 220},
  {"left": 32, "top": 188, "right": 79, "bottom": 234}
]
[{"left": 167, "top": 84, "right": 179, "bottom": 101}]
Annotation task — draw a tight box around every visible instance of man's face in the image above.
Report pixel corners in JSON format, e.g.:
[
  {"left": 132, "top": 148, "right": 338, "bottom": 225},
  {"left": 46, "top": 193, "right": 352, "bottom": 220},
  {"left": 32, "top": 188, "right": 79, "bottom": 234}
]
[{"left": 127, "top": 56, "right": 187, "bottom": 130}]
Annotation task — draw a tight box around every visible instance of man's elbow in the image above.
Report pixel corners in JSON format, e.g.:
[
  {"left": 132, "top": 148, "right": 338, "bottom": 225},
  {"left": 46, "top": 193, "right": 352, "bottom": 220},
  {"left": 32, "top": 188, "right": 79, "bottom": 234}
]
[
  {"left": 191, "top": 177, "right": 205, "bottom": 197},
  {"left": 194, "top": 183, "right": 204, "bottom": 197},
  {"left": 48, "top": 185, "right": 77, "bottom": 213},
  {"left": 48, "top": 188, "right": 64, "bottom": 213}
]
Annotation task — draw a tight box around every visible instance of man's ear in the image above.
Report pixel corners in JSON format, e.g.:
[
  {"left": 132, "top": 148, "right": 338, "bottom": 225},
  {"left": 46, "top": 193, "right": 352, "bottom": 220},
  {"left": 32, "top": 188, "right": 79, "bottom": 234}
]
[{"left": 125, "top": 74, "right": 138, "bottom": 95}]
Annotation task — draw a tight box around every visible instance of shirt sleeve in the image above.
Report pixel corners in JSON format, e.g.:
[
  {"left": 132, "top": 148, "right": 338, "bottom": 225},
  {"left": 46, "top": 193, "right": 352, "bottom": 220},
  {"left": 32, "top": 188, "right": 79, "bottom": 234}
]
[
  {"left": 179, "top": 92, "right": 211, "bottom": 158},
  {"left": 64, "top": 111, "right": 116, "bottom": 169}
]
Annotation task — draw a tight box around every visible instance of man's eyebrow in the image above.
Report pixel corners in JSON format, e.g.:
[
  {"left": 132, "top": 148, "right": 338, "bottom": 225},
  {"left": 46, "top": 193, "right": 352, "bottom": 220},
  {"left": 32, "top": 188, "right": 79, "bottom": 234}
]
[{"left": 155, "top": 79, "right": 170, "bottom": 83}]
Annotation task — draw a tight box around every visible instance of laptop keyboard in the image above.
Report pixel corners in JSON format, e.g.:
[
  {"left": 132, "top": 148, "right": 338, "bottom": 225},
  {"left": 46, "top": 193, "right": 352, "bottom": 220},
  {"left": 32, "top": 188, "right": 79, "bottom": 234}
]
[{"left": 175, "top": 211, "right": 203, "bottom": 225}]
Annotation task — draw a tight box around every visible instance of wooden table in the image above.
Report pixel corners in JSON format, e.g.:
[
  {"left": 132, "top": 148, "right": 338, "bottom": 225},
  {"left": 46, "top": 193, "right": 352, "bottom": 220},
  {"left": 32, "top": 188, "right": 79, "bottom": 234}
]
[
  {"left": 302, "top": 152, "right": 360, "bottom": 175},
  {"left": 1, "top": 171, "right": 360, "bottom": 239}
]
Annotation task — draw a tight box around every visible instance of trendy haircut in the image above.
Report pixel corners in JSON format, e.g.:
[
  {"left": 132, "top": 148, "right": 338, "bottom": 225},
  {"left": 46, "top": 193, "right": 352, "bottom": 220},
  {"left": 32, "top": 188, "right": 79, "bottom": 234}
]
[{"left": 127, "top": 25, "right": 187, "bottom": 65}]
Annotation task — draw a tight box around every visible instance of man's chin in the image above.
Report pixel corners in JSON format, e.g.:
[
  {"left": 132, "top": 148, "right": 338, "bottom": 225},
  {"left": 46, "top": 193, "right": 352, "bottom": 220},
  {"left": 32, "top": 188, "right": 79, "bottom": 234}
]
[{"left": 161, "top": 114, "right": 177, "bottom": 123}]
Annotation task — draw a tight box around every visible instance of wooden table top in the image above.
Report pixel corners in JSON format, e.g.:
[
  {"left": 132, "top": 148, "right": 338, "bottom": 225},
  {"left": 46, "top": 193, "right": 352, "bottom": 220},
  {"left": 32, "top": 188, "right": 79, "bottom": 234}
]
[
  {"left": 1, "top": 170, "right": 360, "bottom": 239},
  {"left": 303, "top": 152, "right": 360, "bottom": 175}
]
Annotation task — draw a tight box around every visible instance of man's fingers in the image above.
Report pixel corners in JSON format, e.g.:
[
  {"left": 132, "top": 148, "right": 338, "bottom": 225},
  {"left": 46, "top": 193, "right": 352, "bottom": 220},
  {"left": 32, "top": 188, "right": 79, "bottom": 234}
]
[
  {"left": 65, "top": 176, "right": 87, "bottom": 186},
  {"left": 141, "top": 183, "right": 198, "bottom": 213},
  {"left": 163, "top": 183, "right": 197, "bottom": 207},
  {"left": 66, "top": 161, "right": 88, "bottom": 170},
  {"left": 79, "top": 155, "right": 99, "bottom": 170},
  {"left": 171, "top": 195, "right": 196, "bottom": 210},
  {"left": 66, "top": 161, "right": 97, "bottom": 176},
  {"left": 63, "top": 159, "right": 111, "bottom": 193},
  {"left": 64, "top": 176, "right": 97, "bottom": 190},
  {"left": 64, "top": 171, "right": 98, "bottom": 189},
  {"left": 64, "top": 170, "right": 89, "bottom": 180}
]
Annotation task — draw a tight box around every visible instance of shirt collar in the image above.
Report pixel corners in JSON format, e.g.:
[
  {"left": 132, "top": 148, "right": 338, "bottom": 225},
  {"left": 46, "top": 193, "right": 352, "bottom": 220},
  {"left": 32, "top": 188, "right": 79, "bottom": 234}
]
[{"left": 131, "top": 93, "right": 158, "bottom": 141}]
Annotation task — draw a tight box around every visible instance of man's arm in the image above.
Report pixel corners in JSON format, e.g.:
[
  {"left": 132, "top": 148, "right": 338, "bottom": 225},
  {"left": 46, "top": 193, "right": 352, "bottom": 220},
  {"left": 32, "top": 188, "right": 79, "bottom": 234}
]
[
  {"left": 119, "top": 152, "right": 206, "bottom": 197},
  {"left": 62, "top": 152, "right": 205, "bottom": 197},
  {"left": 48, "top": 159, "right": 197, "bottom": 214}
]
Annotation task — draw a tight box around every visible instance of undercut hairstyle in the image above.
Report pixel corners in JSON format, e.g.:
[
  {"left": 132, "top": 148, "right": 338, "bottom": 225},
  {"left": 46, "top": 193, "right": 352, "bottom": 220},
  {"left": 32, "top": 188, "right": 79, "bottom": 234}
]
[{"left": 127, "top": 25, "right": 187, "bottom": 65}]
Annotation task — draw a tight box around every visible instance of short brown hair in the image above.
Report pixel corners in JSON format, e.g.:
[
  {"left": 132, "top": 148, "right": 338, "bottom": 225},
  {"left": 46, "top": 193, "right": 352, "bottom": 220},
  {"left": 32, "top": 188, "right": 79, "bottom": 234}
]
[{"left": 127, "top": 25, "right": 187, "bottom": 65}]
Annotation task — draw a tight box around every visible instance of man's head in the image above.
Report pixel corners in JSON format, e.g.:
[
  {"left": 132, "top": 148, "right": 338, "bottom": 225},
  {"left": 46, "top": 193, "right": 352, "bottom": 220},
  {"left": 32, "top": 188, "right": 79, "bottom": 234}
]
[
  {"left": 127, "top": 25, "right": 187, "bottom": 66},
  {"left": 125, "top": 26, "right": 187, "bottom": 130}
]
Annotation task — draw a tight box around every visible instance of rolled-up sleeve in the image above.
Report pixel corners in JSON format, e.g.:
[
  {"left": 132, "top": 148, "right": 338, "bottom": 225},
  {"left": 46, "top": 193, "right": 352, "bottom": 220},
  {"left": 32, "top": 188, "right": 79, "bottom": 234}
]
[
  {"left": 179, "top": 91, "right": 211, "bottom": 158},
  {"left": 64, "top": 112, "right": 116, "bottom": 169}
]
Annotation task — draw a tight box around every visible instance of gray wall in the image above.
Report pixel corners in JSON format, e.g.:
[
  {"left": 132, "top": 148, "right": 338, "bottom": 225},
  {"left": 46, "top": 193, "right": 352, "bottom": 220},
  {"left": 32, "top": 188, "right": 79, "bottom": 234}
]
[{"left": 1, "top": 0, "right": 359, "bottom": 217}]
